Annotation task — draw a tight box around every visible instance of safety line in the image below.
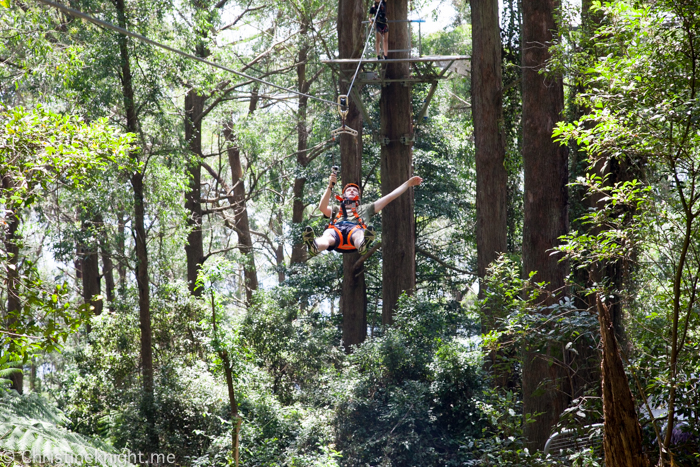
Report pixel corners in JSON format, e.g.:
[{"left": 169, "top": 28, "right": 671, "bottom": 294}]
[
  {"left": 33, "top": 0, "right": 340, "bottom": 107},
  {"left": 346, "top": 0, "right": 384, "bottom": 98}
]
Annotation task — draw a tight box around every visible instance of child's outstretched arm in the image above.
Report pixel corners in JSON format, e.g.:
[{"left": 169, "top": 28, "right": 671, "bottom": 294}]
[
  {"left": 318, "top": 172, "right": 337, "bottom": 217},
  {"left": 374, "top": 176, "right": 423, "bottom": 213}
]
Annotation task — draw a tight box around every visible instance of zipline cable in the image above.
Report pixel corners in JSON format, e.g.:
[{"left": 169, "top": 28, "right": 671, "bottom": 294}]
[
  {"left": 345, "top": 0, "right": 384, "bottom": 99},
  {"left": 33, "top": 0, "right": 340, "bottom": 107}
]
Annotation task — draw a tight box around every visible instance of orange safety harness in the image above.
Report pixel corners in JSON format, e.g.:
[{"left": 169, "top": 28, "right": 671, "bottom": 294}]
[{"left": 328, "top": 192, "right": 367, "bottom": 252}]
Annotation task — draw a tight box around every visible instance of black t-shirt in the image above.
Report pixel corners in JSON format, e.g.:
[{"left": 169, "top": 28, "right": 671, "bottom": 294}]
[{"left": 370, "top": 2, "right": 387, "bottom": 25}]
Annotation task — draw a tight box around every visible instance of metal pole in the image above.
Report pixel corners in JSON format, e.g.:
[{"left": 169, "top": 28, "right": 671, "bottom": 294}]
[
  {"left": 418, "top": 21, "right": 422, "bottom": 57},
  {"left": 408, "top": 22, "right": 412, "bottom": 58}
]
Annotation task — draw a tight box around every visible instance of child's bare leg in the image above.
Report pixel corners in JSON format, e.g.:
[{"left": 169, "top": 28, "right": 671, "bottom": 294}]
[
  {"left": 382, "top": 32, "right": 389, "bottom": 57},
  {"left": 314, "top": 229, "right": 337, "bottom": 252},
  {"left": 375, "top": 32, "right": 382, "bottom": 57}
]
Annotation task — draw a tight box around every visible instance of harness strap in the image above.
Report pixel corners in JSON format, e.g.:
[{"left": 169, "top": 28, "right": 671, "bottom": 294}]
[{"left": 329, "top": 200, "right": 367, "bottom": 229}]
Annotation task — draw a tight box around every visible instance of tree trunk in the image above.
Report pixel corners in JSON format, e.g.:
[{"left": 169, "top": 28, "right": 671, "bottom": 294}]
[
  {"left": 99, "top": 218, "right": 116, "bottom": 311},
  {"left": 471, "top": 0, "right": 509, "bottom": 384},
  {"left": 223, "top": 124, "right": 258, "bottom": 304},
  {"left": 290, "top": 23, "right": 312, "bottom": 266},
  {"left": 380, "top": 0, "right": 415, "bottom": 324},
  {"left": 185, "top": 89, "right": 205, "bottom": 296},
  {"left": 597, "top": 296, "right": 648, "bottom": 467},
  {"left": 116, "top": 210, "right": 127, "bottom": 291},
  {"left": 471, "top": 0, "right": 507, "bottom": 286},
  {"left": 80, "top": 218, "right": 103, "bottom": 316},
  {"left": 221, "top": 350, "right": 241, "bottom": 467},
  {"left": 521, "top": 0, "right": 570, "bottom": 451},
  {"left": 2, "top": 179, "right": 23, "bottom": 393},
  {"left": 338, "top": 0, "right": 367, "bottom": 348},
  {"left": 114, "top": 0, "right": 157, "bottom": 451},
  {"left": 131, "top": 171, "right": 157, "bottom": 450}
]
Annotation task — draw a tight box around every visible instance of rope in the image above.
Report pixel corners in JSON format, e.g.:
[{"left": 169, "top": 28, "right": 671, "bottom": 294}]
[
  {"left": 345, "top": 0, "right": 384, "bottom": 99},
  {"left": 33, "top": 0, "right": 340, "bottom": 107}
]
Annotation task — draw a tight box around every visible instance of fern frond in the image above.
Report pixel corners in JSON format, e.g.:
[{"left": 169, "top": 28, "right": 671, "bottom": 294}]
[{"left": 0, "top": 392, "right": 133, "bottom": 466}]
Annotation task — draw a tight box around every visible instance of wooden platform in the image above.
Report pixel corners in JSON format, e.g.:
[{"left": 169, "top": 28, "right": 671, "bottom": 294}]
[
  {"left": 321, "top": 55, "right": 470, "bottom": 85},
  {"left": 322, "top": 55, "right": 469, "bottom": 128}
]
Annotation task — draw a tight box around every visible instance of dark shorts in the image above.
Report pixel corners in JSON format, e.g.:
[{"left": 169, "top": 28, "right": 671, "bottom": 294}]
[
  {"left": 327, "top": 222, "right": 364, "bottom": 252},
  {"left": 376, "top": 23, "right": 388, "bottom": 34}
]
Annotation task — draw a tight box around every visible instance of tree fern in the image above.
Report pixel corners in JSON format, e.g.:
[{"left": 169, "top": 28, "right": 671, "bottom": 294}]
[
  {"left": 0, "top": 391, "right": 133, "bottom": 466},
  {"left": 0, "top": 359, "right": 22, "bottom": 390}
]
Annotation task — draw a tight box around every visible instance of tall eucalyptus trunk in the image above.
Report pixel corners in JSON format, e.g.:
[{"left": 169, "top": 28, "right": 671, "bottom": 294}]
[
  {"left": 184, "top": 89, "right": 205, "bottom": 296},
  {"left": 290, "top": 20, "right": 313, "bottom": 267},
  {"left": 114, "top": 0, "right": 157, "bottom": 452},
  {"left": 521, "top": 0, "right": 570, "bottom": 451},
  {"left": 380, "top": 0, "right": 415, "bottom": 324},
  {"left": 338, "top": 0, "right": 367, "bottom": 349},
  {"left": 471, "top": 0, "right": 507, "bottom": 287}
]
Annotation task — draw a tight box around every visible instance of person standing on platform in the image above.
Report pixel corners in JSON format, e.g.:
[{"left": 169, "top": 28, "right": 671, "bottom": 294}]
[{"left": 370, "top": 0, "right": 389, "bottom": 60}]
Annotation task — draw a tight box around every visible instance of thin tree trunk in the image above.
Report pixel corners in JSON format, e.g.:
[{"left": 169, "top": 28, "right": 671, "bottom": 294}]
[
  {"left": 380, "top": 0, "right": 414, "bottom": 324},
  {"left": 80, "top": 218, "right": 103, "bottom": 316},
  {"left": 223, "top": 124, "right": 258, "bottom": 304},
  {"left": 597, "top": 296, "right": 648, "bottom": 467},
  {"left": 2, "top": 177, "right": 23, "bottom": 393},
  {"left": 116, "top": 210, "right": 127, "bottom": 291},
  {"left": 521, "top": 0, "right": 570, "bottom": 451},
  {"left": 99, "top": 217, "right": 116, "bottom": 311},
  {"left": 114, "top": 0, "right": 157, "bottom": 451},
  {"left": 212, "top": 294, "right": 241, "bottom": 466},
  {"left": 221, "top": 349, "right": 241, "bottom": 467},
  {"left": 185, "top": 89, "right": 205, "bottom": 296},
  {"left": 338, "top": 0, "right": 367, "bottom": 348}
]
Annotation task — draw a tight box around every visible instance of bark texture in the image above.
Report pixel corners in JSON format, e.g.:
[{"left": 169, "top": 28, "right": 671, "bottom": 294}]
[
  {"left": 597, "top": 296, "right": 648, "bottom": 467},
  {"left": 289, "top": 20, "right": 313, "bottom": 267},
  {"left": 223, "top": 124, "right": 258, "bottom": 305},
  {"left": 338, "top": 0, "right": 367, "bottom": 348},
  {"left": 380, "top": 0, "right": 415, "bottom": 324},
  {"left": 185, "top": 89, "right": 205, "bottom": 296},
  {"left": 115, "top": 0, "right": 157, "bottom": 451},
  {"left": 471, "top": 0, "right": 510, "bottom": 384},
  {"left": 521, "top": 0, "right": 570, "bottom": 450},
  {"left": 471, "top": 0, "right": 507, "bottom": 285}
]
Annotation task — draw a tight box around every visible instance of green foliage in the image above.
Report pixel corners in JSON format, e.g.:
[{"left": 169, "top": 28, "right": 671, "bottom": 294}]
[
  {"left": 0, "top": 104, "right": 134, "bottom": 362},
  {"left": 0, "top": 104, "right": 133, "bottom": 212},
  {"left": 334, "top": 296, "right": 483, "bottom": 466},
  {"left": 0, "top": 391, "right": 128, "bottom": 466},
  {"left": 243, "top": 286, "right": 343, "bottom": 403},
  {"left": 475, "top": 257, "right": 601, "bottom": 465},
  {"left": 553, "top": 1, "right": 700, "bottom": 462},
  {"left": 0, "top": 358, "right": 22, "bottom": 390}
]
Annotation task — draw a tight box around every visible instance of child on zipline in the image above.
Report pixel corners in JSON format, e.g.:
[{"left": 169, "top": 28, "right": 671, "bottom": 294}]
[
  {"left": 303, "top": 170, "right": 423, "bottom": 257},
  {"left": 370, "top": 0, "right": 389, "bottom": 60}
]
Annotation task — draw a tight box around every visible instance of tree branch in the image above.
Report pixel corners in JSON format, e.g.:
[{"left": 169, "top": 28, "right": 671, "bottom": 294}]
[
  {"left": 416, "top": 246, "right": 475, "bottom": 275},
  {"left": 354, "top": 242, "right": 382, "bottom": 272}
]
